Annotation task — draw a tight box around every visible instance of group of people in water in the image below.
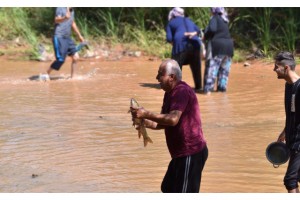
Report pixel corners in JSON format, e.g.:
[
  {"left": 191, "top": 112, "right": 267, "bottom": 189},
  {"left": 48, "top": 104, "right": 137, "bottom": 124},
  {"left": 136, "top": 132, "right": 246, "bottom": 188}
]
[
  {"left": 43, "top": 7, "right": 234, "bottom": 96},
  {"left": 131, "top": 8, "right": 300, "bottom": 193},
  {"left": 41, "top": 7, "right": 299, "bottom": 193},
  {"left": 166, "top": 7, "right": 234, "bottom": 94},
  {"left": 130, "top": 51, "right": 300, "bottom": 193}
]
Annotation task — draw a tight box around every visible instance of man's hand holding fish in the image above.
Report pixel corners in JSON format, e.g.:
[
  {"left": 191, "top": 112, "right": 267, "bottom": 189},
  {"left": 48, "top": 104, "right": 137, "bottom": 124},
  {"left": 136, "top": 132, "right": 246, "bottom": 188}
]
[{"left": 129, "top": 98, "right": 153, "bottom": 147}]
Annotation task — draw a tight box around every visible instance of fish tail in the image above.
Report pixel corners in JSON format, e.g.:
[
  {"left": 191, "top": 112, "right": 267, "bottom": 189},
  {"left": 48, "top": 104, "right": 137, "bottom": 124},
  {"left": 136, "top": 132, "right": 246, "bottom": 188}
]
[
  {"left": 147, "top": 136, "right": 153, "bottom": 144},
  {"left": 142, "top": 126, "right": 153, "bottom": 147},
  {"left": 143, "top": 135, "right": 153, "bottom": 147}
]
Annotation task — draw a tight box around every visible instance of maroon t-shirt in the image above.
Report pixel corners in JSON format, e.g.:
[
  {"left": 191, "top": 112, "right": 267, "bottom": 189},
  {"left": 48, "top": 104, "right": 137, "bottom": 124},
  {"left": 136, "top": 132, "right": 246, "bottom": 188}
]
[{"left": 161, "top": 81, "right": 206, "bottom": 158}]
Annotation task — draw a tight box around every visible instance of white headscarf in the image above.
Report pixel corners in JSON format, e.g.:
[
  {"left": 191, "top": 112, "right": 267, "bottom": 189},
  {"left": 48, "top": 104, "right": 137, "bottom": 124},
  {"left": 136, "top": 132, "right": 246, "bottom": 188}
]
[
  {"left": 211, "top": 7, "right": 229, "bottom": 23},
  {"left": 168, "top": 7, "right": 184, "bottom": 21}
]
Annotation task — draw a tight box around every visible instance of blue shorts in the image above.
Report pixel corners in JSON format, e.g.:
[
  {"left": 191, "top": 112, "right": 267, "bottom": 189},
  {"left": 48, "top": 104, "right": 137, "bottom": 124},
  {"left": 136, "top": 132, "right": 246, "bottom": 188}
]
[
  {"left": 284, "top": 151, "right": 300, "bottom": 190},
  {"left": 51, "top": 36, "right": 77, "bottom": 70}
]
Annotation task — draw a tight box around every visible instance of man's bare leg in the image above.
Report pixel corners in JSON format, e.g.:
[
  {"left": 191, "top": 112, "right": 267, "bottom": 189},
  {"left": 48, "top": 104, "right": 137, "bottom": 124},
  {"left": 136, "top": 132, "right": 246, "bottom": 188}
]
[
  {"left": 70, "top": 53, "right": 79, "bottom": 78},
  {"left": 47, "top": 67, "right": 53, "bottom": 75}
]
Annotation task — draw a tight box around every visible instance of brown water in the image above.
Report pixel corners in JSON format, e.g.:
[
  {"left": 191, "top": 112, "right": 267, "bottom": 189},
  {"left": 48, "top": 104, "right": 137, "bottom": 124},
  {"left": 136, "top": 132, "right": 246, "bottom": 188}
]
[{"left": 0, "top": 58, "right": 294, "bottom": 192}]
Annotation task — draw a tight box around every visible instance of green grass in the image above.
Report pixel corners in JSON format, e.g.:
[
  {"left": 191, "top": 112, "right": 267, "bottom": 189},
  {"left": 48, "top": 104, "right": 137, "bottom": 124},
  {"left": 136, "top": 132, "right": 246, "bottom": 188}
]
[
  {"left": 0, "top": 8, "right": 300, "bottom": 61},
  {"left": 0, "top": 8, "right": 40, "bottom": 59}
]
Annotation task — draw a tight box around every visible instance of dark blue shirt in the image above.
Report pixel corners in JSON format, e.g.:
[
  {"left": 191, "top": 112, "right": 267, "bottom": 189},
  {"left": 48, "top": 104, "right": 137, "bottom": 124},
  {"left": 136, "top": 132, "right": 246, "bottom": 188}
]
[{"left": 166, "top": 17, "right": 201, "bottom": 55}]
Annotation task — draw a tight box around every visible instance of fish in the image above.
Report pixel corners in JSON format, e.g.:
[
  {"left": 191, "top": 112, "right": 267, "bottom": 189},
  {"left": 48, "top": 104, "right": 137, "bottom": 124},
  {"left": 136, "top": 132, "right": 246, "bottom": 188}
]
[{"left": 129, "top": 98, "right": 153, "bottom": 147}]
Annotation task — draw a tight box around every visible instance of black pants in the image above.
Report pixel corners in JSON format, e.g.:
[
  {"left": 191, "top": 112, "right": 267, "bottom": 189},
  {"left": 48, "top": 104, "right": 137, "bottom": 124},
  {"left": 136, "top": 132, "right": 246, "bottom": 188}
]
[
  {"left": 172, "top": 49, "right": 202, "bottom": 90},
  {"left": 284, "top": 150, "right": 300, "bottom": 190},
  {"left": 161, "top": 145, "right": 208, "bottom": 193}
]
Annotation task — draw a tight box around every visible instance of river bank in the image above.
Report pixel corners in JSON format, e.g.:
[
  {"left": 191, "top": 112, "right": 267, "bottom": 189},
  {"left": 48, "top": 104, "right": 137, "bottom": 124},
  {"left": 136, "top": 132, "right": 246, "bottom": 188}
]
[{"left": 0, "top": 38, "right": 163, "bottom": 63}]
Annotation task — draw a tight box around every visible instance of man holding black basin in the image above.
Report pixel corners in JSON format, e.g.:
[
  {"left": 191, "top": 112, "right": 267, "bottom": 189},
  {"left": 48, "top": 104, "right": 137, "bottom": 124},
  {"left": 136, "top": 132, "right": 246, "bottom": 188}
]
[{"left": 274, "top": 51, "right": 300, "bottom": 193}]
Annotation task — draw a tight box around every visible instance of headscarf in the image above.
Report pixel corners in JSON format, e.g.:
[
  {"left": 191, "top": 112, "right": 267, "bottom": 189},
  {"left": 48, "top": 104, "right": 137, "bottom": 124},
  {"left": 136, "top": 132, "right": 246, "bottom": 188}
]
[
  {"left": 211, "top": 7, "right": 229, "bottom": 23},
  {"left": 168, "top": 7, "right": 184, "bottom": 21}
]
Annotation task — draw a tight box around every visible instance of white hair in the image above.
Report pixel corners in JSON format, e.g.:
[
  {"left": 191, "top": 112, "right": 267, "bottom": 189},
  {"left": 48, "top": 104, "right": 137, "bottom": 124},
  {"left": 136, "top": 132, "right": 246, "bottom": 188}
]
[{"left": 164, "top": 59, "right": 182, "bottom": 81}]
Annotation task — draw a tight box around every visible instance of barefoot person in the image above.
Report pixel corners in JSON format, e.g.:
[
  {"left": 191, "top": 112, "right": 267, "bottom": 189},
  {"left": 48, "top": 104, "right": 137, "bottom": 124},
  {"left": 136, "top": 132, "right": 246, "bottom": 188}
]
[
  {"left": 274, "top": 51, "right": 300, "bottom": 193},
  {"left": 130, "top": 59, "right": 208, "bottom": 193},
  {"left": 40, "top": 7, "right": 85, "bottom": 80}
]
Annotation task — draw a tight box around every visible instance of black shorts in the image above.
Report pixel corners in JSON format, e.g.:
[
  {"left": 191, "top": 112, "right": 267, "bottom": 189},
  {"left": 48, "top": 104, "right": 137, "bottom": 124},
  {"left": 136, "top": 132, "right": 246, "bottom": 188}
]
[
  {"left": 161, "top": 145, "right": 208, "bottom": 193},
  {"left": 284, "top": 151, "right": 300, "bottom": 190}
]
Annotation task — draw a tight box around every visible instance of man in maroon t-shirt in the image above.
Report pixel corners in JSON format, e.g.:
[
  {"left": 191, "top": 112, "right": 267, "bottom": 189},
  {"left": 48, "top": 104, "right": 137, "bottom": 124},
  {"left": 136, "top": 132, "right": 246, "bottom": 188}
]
[{"left": 130, "top": 59, "right": 208, "bottom": 193}]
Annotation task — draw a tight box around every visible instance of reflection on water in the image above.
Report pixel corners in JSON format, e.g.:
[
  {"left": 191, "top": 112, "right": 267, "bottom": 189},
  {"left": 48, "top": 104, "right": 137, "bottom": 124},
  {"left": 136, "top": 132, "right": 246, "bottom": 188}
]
[{"left": 0, "top": 59, "right": 294, "bottom": 192}]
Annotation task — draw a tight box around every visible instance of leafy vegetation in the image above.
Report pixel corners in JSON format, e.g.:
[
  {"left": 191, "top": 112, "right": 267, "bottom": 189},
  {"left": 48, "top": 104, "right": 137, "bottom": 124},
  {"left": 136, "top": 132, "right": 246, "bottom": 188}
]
[{"left": 0, "top": 7, "right": 299, "bottom": 61}]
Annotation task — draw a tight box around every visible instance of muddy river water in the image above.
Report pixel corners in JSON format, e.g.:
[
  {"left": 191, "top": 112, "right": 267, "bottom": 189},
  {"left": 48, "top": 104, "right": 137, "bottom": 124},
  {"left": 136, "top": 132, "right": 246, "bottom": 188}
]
[{"left": 0, "top": 57, "right": 295, "bottom": 192}]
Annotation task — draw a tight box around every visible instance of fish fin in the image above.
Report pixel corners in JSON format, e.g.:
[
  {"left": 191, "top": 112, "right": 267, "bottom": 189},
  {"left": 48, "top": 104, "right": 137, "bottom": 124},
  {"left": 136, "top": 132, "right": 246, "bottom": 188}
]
[{"left": 143, "top": 136, "right": 153, "bottom": 147}]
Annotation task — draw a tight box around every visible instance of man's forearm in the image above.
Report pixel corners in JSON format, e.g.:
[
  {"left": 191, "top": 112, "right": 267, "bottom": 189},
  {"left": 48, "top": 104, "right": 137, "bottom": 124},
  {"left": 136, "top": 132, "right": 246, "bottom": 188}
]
[
  {"left": 72, "top": 22, "right": 83, "bottom": 40},
  {"left": 55, "top": 16, "right": 68, "bottom": 23},
  {"left": 143, "top": 110, "right": 181, "bottom": 127}
]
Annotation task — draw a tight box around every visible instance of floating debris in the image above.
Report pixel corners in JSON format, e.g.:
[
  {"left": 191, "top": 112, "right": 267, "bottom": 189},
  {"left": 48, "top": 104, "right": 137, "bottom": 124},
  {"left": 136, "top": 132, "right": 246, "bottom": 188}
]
[{"left": 32, "top": 174, "right": 39, "bottom": 178}]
